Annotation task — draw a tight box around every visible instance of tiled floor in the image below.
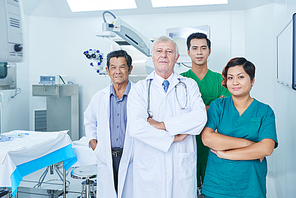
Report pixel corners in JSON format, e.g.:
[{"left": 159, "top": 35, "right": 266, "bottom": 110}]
[{"left": 17, "top": 167, "right": 278, "bottom": 198}]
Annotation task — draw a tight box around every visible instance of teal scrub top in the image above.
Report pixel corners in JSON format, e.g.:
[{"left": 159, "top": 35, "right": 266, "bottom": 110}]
[{"left": 202, "top": 96, "right": 278, "bottom": 198}]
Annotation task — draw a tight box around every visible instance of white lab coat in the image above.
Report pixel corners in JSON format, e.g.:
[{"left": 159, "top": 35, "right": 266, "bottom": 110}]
[
  {"left": 126, "top": 71, "right": 207, "bottom": 198},
  {"left": 84, "top": 84, "right": 133, "bottom": 198}
]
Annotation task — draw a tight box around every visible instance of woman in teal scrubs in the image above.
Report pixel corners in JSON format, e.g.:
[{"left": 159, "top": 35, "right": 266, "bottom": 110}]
[{"left": 201, "top": 57, "right": 278, "bottom": 198}]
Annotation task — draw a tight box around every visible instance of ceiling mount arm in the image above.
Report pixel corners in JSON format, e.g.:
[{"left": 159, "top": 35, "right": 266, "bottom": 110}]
[
  {"left": 102, "top": 11, "right": 116, "bottom": 23},
  {"left": 100, "top": 11, "right": 152, "bottom": 57}
]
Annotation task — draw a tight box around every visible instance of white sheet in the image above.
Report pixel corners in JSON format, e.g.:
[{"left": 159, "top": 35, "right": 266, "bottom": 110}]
[
  {"left": 0, "top": 130, "right": 72, "bottom": 187},
  {"left": 72, "top": 136, "right": 97, "bottom": 167}
]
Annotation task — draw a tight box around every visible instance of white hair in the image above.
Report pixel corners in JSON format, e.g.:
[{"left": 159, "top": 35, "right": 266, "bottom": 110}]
[{"left": 152, "top": 35, "right": 179, "bottom": 58}]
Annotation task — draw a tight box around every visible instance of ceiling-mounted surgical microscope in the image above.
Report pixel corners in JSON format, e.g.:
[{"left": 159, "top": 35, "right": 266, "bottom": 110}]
[
  {"left": 84, "top": 10, "right": 152, "bottom": 74},
  {"left": 83, "top": 49, "right": 104, "bottom": 73}
]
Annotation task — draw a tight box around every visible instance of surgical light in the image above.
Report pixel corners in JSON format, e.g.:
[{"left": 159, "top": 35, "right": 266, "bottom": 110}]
[{"left": 66, "top": 0, "right": 137, "bottom": 12}]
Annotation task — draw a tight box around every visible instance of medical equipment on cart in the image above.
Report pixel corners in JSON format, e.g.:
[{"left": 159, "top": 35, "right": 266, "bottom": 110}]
[{"left": 39, "top": 75, "right": 67, "bottom": 85}]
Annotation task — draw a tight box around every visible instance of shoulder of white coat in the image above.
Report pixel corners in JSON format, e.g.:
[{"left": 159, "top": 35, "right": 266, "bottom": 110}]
[{"left": 130, "top": 77, "right": 149, "bottom": 93}]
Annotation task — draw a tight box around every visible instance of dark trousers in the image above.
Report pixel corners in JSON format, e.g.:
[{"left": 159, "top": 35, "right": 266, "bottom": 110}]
[{"left": 111, "top": 147, "right": 123, "bottom": 192}]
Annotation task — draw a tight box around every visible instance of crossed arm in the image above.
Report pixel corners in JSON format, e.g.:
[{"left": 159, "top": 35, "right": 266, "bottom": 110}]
[
  {"left": 202, "top": 127, "right": 276, "bottom": 161},
  {"left": 128, "top": 79, "right": 206, "bottom": 152},
  {"left": 147, "top": 118, "right": 188, "bottom": 142}
]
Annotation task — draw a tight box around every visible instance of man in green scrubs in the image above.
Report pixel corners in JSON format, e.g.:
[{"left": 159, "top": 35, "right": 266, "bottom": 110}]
[{"left": 180, "top": 32, "right": 231, "bottom": 190}]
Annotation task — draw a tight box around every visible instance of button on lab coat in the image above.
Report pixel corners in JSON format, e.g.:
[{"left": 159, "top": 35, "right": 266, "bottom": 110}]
[
  {"left": 126, "top": 71, "right": 207, "bottom": 198},
  {"left": 84, "top": 84, "right": 133, "bottom": 198}
]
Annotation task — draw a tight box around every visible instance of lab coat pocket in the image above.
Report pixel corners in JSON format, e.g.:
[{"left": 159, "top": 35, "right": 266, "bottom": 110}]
[
  {"left": 93, "top": 144, "right": 107, "bottom": 165},
  {"left": 248, "top": 118, "right": 261, "bottom": 142},
  {"left": 93, "top": 145, "right": 99, "bottom": 157},
  {"left": 178, "top": 152, "right": 197, "bottom": 180},
  {"left": 135, "top": 156, "right": 161, "bottom": 184}
]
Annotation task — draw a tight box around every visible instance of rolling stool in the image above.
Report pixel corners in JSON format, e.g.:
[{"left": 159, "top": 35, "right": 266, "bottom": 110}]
[{"left": 71, "top": 165, "right": 97, "bottom": 198}]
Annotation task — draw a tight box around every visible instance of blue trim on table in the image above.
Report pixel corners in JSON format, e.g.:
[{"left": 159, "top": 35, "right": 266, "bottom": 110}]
[{"left": 10, "top": 144, "right": 77, "bottom": 197}]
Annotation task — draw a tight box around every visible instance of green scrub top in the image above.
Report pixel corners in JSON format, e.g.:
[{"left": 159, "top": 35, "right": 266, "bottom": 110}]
[
  {"left": 203, "top": 96, "right": 278, "bottom": 198},
  {"left": 181, "top": 69, "right": 231, "bottom": 183},
  {"left": 181, "top": 69, "right": 231, "bottom": 106}
]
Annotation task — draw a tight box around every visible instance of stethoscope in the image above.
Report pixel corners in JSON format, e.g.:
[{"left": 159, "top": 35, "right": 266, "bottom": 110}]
[{"left": 147, "top": 78, "right": 188, "bottom": 118}]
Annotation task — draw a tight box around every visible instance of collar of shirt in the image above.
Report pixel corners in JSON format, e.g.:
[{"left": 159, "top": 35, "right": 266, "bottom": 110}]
[
  {"left": 110, "top": 80, "right": 131, "bottom": 100},
  {"left": 155, "top": 72, "right": 173, "bottom": 85}
]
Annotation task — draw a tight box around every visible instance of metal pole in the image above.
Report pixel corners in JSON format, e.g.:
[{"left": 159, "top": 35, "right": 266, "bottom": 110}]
[
  {"left": 63, "top": 161, "right": 66, "bottom": 198},
  {"left": 0, "top": 92, "right": 3, "bottom": 135},
  {"left": 86, "top": 179, "right": 90, "bottom": 198}
]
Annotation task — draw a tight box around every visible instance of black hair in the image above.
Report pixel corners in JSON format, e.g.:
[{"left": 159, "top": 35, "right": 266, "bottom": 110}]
[
  {"left": 106, "top": 50, "right": 132, "bottom": 71},
  {"left": 221, "top": 57, "right": 256, "bottom": 88},
  {"left": 186, "top": 32, "right": 211, "bottom": 50}
]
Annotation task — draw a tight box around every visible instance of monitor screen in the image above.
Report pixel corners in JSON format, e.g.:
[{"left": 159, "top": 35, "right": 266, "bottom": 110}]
[{"left": 277, "top": 16, "right": 293, "bottom": 88}]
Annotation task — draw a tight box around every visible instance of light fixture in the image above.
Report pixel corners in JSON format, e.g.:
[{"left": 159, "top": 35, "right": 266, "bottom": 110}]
[
  {"left": 151, "top": 0, "right": 228, "bottom": 8},
  {"left": 66, "top": 0, "right": 137, "bottom": 12}
]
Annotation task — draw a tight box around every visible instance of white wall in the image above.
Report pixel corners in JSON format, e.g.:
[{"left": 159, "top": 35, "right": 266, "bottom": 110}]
[
  {"left": 244, "top": 3, "right": 296, "bottom": 197},
  {"left": 245, "top": 4, "right": 275, "bottom": 108},
  {"left": 28, "top": 16, "right": 63, "bottom": 131},
  {"left": 25, "top": 10, "right": 245, "bottom": 137},
  {"left": 244, "top": 1, "right": 296, "bottom": 197},
  {"left": 272, "top": 0, "right": 296, "bottom": 197}
]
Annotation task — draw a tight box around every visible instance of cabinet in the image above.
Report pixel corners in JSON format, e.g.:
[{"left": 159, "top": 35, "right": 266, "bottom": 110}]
[{"left": 32, "top": 84, "right": 79, "bottom": 141}]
